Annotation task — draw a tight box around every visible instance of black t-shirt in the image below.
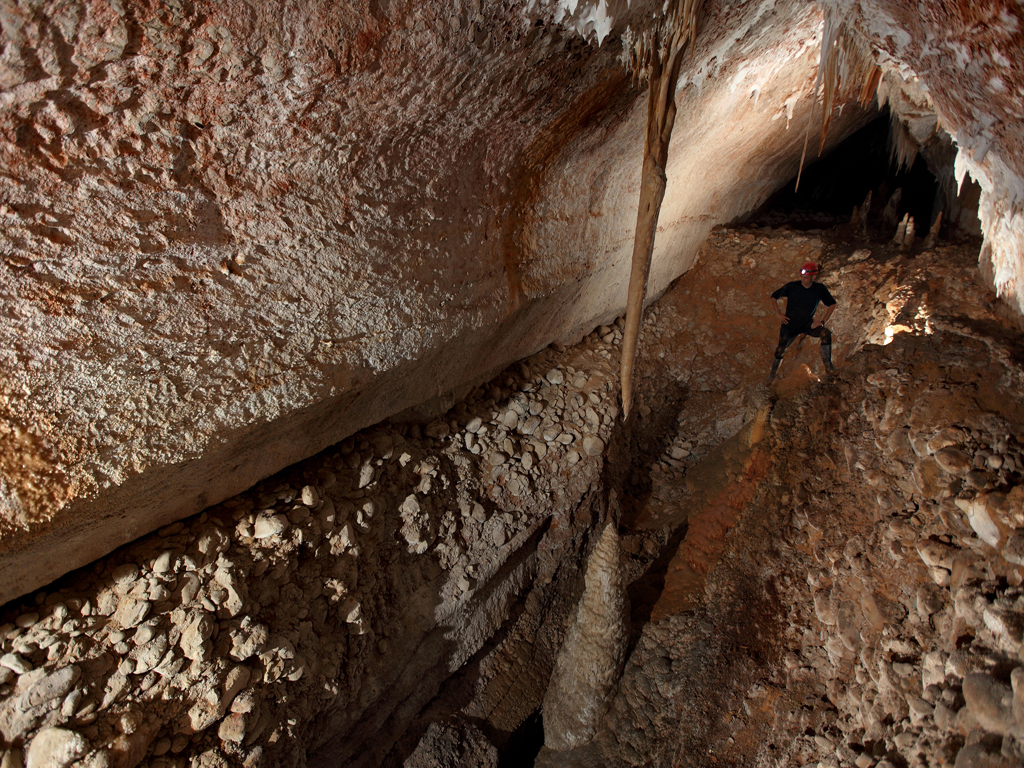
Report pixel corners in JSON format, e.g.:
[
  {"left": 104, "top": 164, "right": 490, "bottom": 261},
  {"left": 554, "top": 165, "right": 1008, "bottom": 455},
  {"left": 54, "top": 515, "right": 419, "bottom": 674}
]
[{"left": 771, "top": 281, "right": 836, "bottom": 327}]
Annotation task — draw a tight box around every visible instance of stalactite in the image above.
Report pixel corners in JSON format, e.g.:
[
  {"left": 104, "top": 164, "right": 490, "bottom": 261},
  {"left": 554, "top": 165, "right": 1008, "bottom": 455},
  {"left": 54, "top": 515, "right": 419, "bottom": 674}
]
[
  {"left": 795, "top": 8, "right": 882, "bottom": 188},
  {"left": 618, "top": 0, "right": 702, "bottom": 419},
  {"left": 889, "top": 117, "right": 919, "bottom": 173}
]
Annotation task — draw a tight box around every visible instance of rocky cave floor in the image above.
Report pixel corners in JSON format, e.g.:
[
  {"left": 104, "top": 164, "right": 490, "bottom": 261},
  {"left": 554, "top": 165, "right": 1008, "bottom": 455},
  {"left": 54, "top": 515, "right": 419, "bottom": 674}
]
[{"left": 3, "top": 222, "right": 1024, "bottom": 768}]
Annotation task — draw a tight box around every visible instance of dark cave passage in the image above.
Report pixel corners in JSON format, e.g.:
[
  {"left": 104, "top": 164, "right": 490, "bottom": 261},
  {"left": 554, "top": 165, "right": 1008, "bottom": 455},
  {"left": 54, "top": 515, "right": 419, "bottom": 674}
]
[{"left": 742, "top": 109, "right": 954, "bottom": 234}]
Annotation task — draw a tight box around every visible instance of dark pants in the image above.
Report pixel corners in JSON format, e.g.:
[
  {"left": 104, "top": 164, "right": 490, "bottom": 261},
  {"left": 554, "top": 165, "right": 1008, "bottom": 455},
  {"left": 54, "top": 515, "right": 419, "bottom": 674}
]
[{"left": 770, "top": 323, "right": 833, "bottom": 377}]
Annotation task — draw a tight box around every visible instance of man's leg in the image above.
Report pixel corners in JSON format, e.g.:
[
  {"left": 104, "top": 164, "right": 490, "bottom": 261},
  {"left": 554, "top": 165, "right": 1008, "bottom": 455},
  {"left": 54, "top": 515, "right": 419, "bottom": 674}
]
[
  {"left": 807, "top": 326, "right": 835, "bottom": 372},
  {"left": 769, "top": 326, "right": 798, "bottom": 380}
]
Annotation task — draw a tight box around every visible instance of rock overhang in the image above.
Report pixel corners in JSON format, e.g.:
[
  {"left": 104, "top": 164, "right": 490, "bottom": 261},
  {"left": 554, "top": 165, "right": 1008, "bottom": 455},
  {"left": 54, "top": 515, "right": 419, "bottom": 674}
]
[{"left": 0, "top": 0, "right": 1021, "bottom": 606}]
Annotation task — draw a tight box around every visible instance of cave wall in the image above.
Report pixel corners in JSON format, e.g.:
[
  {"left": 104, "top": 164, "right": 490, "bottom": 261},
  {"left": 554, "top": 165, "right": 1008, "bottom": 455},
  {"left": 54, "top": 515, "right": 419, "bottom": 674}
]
[
  {"left": 828, "top": 0, "right": 1024, "bottom": 315},
  {"left": 2, "top": 0, "right": 1022, "bottom": 608},
  {"left": 0, "top": 0, "right": 877, "bottom": 605}
]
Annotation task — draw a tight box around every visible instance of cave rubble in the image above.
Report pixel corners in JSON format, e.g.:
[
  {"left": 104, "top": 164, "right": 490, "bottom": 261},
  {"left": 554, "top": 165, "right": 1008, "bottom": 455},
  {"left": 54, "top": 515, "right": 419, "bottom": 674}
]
[{"left": 4, "top": 221, "right": 1024, "bottom": 768}]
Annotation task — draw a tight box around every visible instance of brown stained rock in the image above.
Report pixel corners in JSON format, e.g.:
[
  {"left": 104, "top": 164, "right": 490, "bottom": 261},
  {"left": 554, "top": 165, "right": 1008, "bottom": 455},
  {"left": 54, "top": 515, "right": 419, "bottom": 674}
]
[
  {"left": 934, "top": 446, "right": 973, "bottom": 476},
  {"left": 954, "top": 743, "right": 1019, "bottom": 768},
  {"left": 963, "top": 674, "right": 1016, "bottom": 737}
]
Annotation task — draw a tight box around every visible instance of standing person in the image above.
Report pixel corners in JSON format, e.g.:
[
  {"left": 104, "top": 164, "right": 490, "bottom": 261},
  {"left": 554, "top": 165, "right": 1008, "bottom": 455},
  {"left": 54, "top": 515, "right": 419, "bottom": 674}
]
[{"left": 768, "top": 262, "right": 837, "bottom": 381}]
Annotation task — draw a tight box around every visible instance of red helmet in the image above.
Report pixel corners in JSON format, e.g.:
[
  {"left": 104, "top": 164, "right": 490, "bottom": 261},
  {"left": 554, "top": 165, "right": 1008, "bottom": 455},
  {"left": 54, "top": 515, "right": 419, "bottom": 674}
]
[{"left": 800, "top": 262, "right": 819, "bottom": 276}]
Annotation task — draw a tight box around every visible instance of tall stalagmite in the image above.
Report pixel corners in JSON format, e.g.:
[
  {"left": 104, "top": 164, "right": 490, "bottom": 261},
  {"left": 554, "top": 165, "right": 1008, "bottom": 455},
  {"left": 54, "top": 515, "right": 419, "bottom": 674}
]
[{"left": 541, "top": 521, "right": 628, "bottom": 750}]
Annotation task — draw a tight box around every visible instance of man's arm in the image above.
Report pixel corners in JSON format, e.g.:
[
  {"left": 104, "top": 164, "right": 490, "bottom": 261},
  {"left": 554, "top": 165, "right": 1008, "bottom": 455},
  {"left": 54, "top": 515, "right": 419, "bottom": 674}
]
[
  {"left": 770, "top": 294, "right": 789, "bottom": 324},
  {"left": 812, "top": 303, "right": 836, "bottom": 329}
]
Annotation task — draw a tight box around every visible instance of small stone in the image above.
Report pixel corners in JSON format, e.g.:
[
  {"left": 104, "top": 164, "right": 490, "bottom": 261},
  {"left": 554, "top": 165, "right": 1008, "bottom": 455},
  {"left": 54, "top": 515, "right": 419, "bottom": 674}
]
[
  {"left": 582, "top": 435, "right": 604, "bottom": 456},
  {"left": 14, "top": 613, "right": 38, "bottom": 629},
  {"left": 180, "top": 611, "right": 215, "bottom": 662},
  {"left": 228, "top": 618, "right": 268, "bottom": 662},
  {"left": 230, "top": 689, "right": 257, "bottom": 714},
  {"left": 521, "top": 452, "right": 534, "bottom": 471},
  {"left": 934, "top": 447, "right": 972, "bottom": 475},
  {"left": 112, "top": 597, "right": 151, "bottom": 629},
  {"left": 916, "top": 584, "right": 945, "bottom": 616},
  {"left": 301, "top": 485, "right": 320, "bottom": 507},
  {"left": 907, "top": 695, "right": 934, "bottom": 718},
  {"left": 917, "top": 539, "right": 957, "bottom": 570},
  {"left": 119, "top": 710, "right": 143, "bottom": 735},
  {"left": 521, "top": 416, "right": 541, "bottom": 435},
  {"left": 358, "top": 463, "right": 376, "bottom": 488},
  {"left": 0, "top": 653, "right": 32, "bottom": 675},
  {"left": 466, "top": 417, "right": 483, "bottom": 434},
  {"left": 545, "top": 369, "right": 564, "bottom": 385},
  {"left": 152, "top": 551, "right": 173, "bottom": 576},
  {"left": 965, "top": 470, "right": 991, "bottom": 489},
  {"left": 567, "top": 449, "right": 581, "bottom": 465},
  {"left": 218, "top": 713, "right": 247, "bottom": 744},
  {"left": 424, "top": 421, "right": 450, "bottom": 439},
  {"left": 253, "top": 515, "right": 288, "bottom": 539},
  {"left": 927, "top": 428, "right": 965, "bottom": 454},
  {"left": 180, "top": 573, "right": 201, "bottom": 605},
  {"left": 26, "top": 665, "right": 80, "bottom": 709},
  {"left": 26, "top": 728, "right": 88, "bottom": 768},
  {"left": 556, "top": 432, "right": 573, "bottom": 445},
  {"left": 339, "top": 597, "right": 362, "bottom": 624},
  {"left": 111, "top": 565, "right": 139, "bottom": 590},
  {"left": 287, "top": 505, "right": 311, "bottom": 525},
  {"left": 963, "top": 672, "right": 1015, "bottom": 735},
  {"left": 502, "top": 410, "right": 518, "bottom": 428}
]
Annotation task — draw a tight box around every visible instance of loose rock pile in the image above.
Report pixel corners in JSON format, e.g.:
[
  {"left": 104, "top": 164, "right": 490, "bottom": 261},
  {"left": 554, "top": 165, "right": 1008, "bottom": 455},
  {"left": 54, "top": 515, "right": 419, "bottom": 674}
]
[
  {"left": 0, "top": 333, "right": 627, "bottom": 767},
  {"left": 770, "top": 327, "right": 1024, "bottom": 768}
]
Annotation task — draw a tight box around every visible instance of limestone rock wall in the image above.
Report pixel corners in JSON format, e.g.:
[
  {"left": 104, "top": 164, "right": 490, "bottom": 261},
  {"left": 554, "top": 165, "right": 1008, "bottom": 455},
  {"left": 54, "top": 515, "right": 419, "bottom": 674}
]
[
  {"left": 0, "top": 0, "right": 875, "bottom": 605},
  {"left": 831, "top": 0, "right": 1024, "bottom": 317}
]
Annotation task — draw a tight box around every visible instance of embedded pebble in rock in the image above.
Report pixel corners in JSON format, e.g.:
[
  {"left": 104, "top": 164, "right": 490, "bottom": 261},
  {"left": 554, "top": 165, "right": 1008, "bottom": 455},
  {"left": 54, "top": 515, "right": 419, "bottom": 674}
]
[
  {"left": 582, "top": 435, "right": 604, "bottom": 457},
  {"left": 546, "top": 369, "right": 564, "bottom": 386}
]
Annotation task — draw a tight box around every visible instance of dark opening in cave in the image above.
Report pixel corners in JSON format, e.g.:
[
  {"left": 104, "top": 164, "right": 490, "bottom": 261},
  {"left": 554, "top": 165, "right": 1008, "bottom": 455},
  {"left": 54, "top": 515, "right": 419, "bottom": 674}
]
[
  {"left": 498, "top": 710, "right": 545, "bottom": 767},
  {"left": 743, "top": 108, "right": 944, "bottom": 232}
]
